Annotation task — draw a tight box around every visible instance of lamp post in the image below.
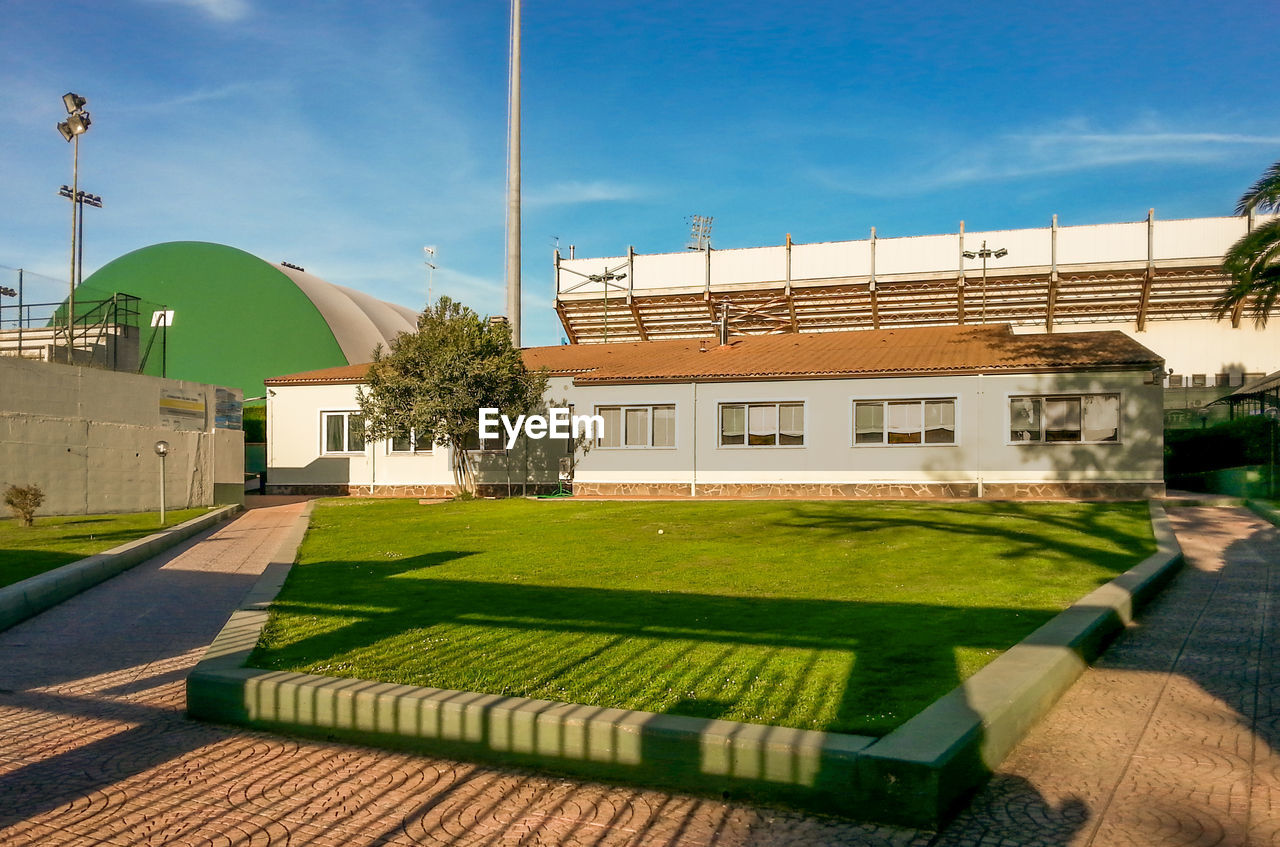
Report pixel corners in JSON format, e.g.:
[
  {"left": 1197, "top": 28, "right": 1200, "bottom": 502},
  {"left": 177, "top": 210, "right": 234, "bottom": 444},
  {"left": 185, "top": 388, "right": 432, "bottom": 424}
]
[
  {"left": 56, "top": 92, "right": 92, "bottom": 363},
  {"left": 1265, "top": 407, "right": 1279, "bottom": 499},
  {"left": 962, "top": 240, "right": 1008, "bottom": 324},
  {"left": 154, "top": 440, "right": 169, "bottom": 524}
]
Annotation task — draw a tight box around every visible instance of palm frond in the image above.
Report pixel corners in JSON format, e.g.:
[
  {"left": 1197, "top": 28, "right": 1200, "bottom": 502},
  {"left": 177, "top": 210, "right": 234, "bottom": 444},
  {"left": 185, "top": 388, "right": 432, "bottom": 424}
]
[
  {"left": 1235, "top": 159, "right": 1280, "bottom": 215},
  {"left": 1215, "top": 218, "right": 1280, "bottom": 326}
]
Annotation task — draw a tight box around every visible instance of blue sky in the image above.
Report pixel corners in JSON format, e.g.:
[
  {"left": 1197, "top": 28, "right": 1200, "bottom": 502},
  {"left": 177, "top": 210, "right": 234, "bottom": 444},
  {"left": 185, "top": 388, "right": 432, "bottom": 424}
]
[{"left": 1, "top": 0, "right": 1276, "bottom": 347}]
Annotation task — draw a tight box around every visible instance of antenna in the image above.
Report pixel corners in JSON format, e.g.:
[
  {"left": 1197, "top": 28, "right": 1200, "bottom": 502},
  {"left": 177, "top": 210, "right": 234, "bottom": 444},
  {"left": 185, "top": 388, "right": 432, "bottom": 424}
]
[
  {"left": 686, "top": 214, "right": 713, "bottom": 251},
  {"left": 424, "top": 246, "right": 437, "bottom": 307}
]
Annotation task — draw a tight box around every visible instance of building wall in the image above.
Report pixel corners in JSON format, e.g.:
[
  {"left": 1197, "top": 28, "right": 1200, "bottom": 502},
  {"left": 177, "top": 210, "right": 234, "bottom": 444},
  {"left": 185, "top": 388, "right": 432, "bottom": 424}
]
[
  {"left": 266, "top": 369, "right": 1162, "bottom": 498},
  {"left": 565, "top": 371, "right": 1161, "bottom": 489},
  {"left": 1011, "top": 320, "right": 1275, "bottom": 386},
  {"left": 0, "top": 357, "right": 244, "bottom": 516}
]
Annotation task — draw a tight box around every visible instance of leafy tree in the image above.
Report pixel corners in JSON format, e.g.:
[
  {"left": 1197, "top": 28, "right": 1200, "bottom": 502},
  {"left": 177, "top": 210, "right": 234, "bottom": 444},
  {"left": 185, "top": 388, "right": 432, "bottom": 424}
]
[
  {"left": 357, "top": 297, "right": 547, "bottom": 492},
  {"left": 1216, "top": 160, "right": 1280, "bottom": 326}
]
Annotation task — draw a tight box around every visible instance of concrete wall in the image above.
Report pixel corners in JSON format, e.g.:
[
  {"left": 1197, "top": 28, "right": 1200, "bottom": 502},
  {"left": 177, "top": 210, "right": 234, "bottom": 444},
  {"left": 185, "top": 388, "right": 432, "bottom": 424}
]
[
  {"left": 266, "top": 369, "right": 1162, "bottom": 497},
  {"left": 0, "top": 357, "right": 244, "bottom": 516}
]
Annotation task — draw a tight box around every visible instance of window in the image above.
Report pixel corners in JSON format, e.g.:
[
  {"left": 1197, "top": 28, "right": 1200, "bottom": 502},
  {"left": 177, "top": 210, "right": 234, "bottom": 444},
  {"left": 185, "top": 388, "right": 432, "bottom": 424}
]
[
  {"left": 1191, "top": 374, "right": 1207, "bottom": 387},
  {"left": 854, "top": 399, "right": 955, "bottom": 445},
  {"left": 461, "top": 429, "right": 504, "bottom": 451},
  {"left": 595, "top": 405, "right": 676, "bottom": 448},
  {"left": 1009, "top": 394, "right": 1120, "bottom": 443},
  {"left": 1216, "top": 373, "right": 1231, "bottom": 387},
  {"left": 389, "top": 428, "right": 431, "bottom": 454},
  {"left": 1168, "top": 374, "right": 1183, "bottom": 388},
  {"left": 321, "top": 411, "right": 365, "bottom": 453},
  {"left": 719, "top": 402, "right": 804, "bottom": 447}
]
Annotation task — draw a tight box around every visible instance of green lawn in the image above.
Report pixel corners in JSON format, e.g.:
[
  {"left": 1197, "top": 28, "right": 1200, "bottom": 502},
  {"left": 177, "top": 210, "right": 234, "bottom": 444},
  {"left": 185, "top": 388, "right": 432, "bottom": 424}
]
[
  {"left": 250, "top": 498, "right": 1155, "bottom": 736},
  {"left": 0, "top": 508, "right": 209, "bottom": 588}
]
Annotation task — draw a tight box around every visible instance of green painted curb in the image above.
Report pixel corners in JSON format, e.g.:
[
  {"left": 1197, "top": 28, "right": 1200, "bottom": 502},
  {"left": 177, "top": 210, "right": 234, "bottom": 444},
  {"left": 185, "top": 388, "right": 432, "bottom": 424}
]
[
  {"left": 0, "top": 504, "right": 243, "bottom": 633},
  {"left": 187, "top": 501, "right": 1183, "bottom": 827},
  {"left": 1245, "top": 499, "right": 1280, "bottom": 528}
]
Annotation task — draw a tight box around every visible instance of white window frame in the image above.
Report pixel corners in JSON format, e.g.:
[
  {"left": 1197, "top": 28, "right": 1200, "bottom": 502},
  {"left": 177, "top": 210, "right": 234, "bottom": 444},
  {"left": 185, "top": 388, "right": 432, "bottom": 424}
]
[
  {"left": 850, "top": 396, "right": 960, "bottom": 447},
  {"left": 320, "top": 410, "right": 366, "bottom": 455},
  {"left": 1006, "top": 392, "right": 1123, "bottom": 445},
  {"left": 594, "top": 404, "right": 678, "bottom": 449},
  {"left": 387, "top": 427, "right": 432, "bottom": 455},
  {"left": 717, "top": 401, "right": 806, "bottom": 448}
]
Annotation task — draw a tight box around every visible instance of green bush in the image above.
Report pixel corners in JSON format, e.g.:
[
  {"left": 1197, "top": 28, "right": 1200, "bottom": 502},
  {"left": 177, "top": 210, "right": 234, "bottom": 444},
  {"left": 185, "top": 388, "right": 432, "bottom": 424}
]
[
  {"left": 4, "top": 484, "right": 45, "bottom": 527},
  {"left": 243, "top": 404, "right": 266, "bottom": 443},
  {"left": 1165, "top": 415, "right": 1278, "bottom": 475}
]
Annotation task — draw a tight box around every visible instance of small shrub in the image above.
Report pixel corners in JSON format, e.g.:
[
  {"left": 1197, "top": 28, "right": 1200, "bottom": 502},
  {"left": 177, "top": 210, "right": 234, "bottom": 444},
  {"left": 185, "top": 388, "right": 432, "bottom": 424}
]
[
  {"left": 453, "top": 488, "right": 475, "bottom": 502},
  {"left": 4, "top": 484, "right": 45, "bottom": 527}
]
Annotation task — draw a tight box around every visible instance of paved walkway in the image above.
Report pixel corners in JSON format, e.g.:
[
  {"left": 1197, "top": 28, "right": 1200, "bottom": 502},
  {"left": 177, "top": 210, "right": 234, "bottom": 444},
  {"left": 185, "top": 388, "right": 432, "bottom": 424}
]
[{"left": 0, "top": 501, "right": 1274, "bottom": 846}]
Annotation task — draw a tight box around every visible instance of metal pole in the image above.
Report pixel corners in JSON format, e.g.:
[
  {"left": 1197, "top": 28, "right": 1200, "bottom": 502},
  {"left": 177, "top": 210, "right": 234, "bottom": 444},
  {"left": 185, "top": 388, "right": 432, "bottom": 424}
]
[
  {"left": 77, "top": 194, "right": 85, "bottom": 289},
  {"left": 159, "top": 454, "right": 166, "bottom": 524},
  {"left": 68, "top": 135, "right": 79, "bottom": 362},
  {"left": 504, "top": 0, "right": 522, "bottom": 346},
  {"left": 16, "top": 269, "right": 23, "bottom": 359},
  {"left": 981, "top": 240, "right": 988, "bottom": 324}
]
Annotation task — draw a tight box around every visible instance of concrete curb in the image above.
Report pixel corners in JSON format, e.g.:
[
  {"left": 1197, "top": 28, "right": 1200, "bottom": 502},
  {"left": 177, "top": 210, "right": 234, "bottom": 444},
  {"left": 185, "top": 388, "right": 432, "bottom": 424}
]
[
  {"left": 187, "top": 501, "right": 1183, "bottom": 828},
  {"left": 0, "top": 504, "right": 243, "bottom": 633},
  {"left": 857, "top": 501, "right": 1183, "bottom": 825},
  {"left": 1245, "top": 498, "right": 1280, "bottom": 528}
]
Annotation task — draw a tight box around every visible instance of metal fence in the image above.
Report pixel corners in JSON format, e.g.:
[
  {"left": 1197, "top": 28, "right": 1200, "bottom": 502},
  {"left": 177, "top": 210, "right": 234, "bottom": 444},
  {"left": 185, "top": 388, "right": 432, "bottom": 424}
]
[{"left": 0, "top": 264, "right": 172, "bottom": 373}]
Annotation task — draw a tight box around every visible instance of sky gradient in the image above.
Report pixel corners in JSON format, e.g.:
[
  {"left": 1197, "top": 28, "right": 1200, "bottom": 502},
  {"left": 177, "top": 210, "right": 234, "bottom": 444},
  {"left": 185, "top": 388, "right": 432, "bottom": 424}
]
[{"left": 2, "top": 1, "right": 1276, "bottom": 347}]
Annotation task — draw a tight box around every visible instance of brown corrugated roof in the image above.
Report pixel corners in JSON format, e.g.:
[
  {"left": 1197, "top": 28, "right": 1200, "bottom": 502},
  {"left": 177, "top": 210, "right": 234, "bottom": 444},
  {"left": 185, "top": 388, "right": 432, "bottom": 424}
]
[
  {"left": 266, "top": 324, "right": 1161, "bottom": 386},
  {"left": 525, "top": 324, "right": 1160, "bottom": 383},
  {"left": 264, "top": 362, "right": 371, "bottom": 385}
]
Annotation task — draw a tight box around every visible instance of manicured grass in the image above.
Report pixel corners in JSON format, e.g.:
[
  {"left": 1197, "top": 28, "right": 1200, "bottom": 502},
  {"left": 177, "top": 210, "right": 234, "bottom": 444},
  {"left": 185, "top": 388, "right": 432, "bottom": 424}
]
[
  {"left": 251, "top": 499, "right": 1155, "bottom": 736},
  {"left": 0, "top": 508, "right": 209, "bottom": 588}
]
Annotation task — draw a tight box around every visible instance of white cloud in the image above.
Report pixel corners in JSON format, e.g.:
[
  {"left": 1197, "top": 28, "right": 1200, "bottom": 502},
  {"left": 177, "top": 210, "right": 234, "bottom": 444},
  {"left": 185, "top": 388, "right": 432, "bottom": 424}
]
[
  {"left": 811, "top": 118, "right": 1280, "bottom": 197},
  {"left": 525, "top": 180, "right": 650, "bottom": 208},
  {"left": 146, "top": 0, "right": 251, "bottom": 23}
]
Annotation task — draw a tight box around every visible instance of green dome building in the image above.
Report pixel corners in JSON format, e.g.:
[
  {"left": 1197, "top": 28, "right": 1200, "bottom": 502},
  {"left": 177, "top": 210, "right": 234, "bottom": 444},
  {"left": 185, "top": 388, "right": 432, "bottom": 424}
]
[{"left": 79, "top": 241, "right": 417, "bottom": 398}]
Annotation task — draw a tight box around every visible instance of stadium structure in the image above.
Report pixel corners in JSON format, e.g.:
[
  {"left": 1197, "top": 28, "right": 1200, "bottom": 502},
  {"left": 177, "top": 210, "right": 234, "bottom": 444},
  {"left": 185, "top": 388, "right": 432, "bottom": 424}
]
[
  {"left": 0, "top": 241, "right": 417, "bottom": 398},
  {"left": 553, "top": 212, "right": 1278, "bottom": 396}
]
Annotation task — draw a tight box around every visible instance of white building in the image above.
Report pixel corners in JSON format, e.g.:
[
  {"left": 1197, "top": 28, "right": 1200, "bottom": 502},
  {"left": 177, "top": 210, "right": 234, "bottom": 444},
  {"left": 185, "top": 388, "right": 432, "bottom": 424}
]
[
  {"left": 264, "top": 323, "right": 1165, "bottom": 500},
  {"left": 554, "top": 212, "right": 1277, "bottom": 389}
]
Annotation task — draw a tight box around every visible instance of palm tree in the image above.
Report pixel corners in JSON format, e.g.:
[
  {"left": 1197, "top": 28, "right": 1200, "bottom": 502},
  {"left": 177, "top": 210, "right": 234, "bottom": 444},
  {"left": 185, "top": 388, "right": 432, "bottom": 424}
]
[{"left": 1216, "top": 160, "right": 1280, "bottom": 326}]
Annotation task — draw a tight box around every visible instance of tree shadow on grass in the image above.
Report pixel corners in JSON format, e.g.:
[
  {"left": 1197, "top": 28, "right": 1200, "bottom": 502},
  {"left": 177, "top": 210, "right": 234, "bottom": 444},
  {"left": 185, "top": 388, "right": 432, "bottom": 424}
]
[
  {"left": 252, "top": 563, "right": 1061, "bottom": 737},
  {"left": 772, "top": 500, "right": 1155, "bottom": 569}
]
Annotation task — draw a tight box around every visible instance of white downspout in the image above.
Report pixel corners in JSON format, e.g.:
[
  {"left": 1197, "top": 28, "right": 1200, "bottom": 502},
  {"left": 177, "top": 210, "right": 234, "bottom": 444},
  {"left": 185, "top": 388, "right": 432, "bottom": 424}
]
[
  {"left": 976, "top": 372, "right": 985, "bottom": 499},
  {"left": 691, "top": 381, "right": 698, "bottom": 497}
]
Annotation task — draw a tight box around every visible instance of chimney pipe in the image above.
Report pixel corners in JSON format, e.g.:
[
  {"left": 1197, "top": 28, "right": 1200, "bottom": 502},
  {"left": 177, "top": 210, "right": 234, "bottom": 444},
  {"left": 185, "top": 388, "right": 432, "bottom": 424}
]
[{"left": 718, "top": 304, "right": 729, "bottom": 345}]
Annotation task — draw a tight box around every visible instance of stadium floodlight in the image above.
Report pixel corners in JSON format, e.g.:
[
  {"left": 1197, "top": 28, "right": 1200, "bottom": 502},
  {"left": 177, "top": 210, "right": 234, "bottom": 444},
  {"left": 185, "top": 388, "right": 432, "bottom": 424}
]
[
  {"left": 56, "top": 92, "right": 93, "bottom": 363},
  {"left": 961, "top": 240, "right": 1008, "bottom": 324}
]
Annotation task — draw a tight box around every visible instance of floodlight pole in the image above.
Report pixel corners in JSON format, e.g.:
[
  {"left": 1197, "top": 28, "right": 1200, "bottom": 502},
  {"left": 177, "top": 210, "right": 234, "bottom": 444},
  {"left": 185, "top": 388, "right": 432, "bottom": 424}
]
[
  {"left": 67, "top": 131, "right": 79, "bottom": 361},
  {"left": 504, "top": 0, "right": 522, "bottom": 347},
  {"left": 961, "top": 241, "right": 1008, "bottom": 324},
  {"left": 57, "top": 93, "right": 91, "bottom": 363},
  {"left": 424, "top": 246, "right": 437, "bottom": 309}
]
